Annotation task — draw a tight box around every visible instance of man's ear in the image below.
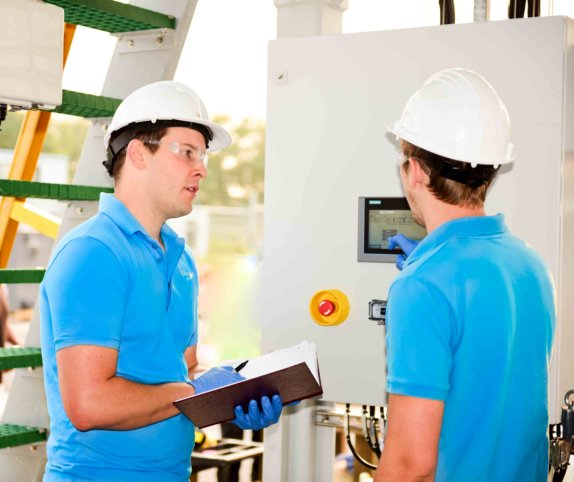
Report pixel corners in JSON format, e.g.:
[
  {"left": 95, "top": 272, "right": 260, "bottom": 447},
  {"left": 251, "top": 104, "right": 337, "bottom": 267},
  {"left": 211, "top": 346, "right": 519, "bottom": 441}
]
[
  {"left": 126, "top": 139, "right": 147, "bottom": 170},
  {"left": 407, "top": 157, "right": 428, "bottom": 189}
]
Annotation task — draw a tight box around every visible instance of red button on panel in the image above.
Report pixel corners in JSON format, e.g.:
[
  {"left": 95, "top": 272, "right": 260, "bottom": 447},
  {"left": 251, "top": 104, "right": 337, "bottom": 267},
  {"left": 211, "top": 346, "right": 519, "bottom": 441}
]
[{"left": 318, "top": 299, "right": 336, "bottom": 316}]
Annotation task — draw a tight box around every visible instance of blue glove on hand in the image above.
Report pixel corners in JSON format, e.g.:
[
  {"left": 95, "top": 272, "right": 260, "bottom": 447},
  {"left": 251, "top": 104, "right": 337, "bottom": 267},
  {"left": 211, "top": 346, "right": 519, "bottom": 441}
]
[
  {"left": 387, "top": 234, "right": 421, "bottom": 271},
  {"left": 190, "top": 366, "right": 244, "bottom": 395},
  {"left": 233, "top": 394, "right": 283, "bottom": 431}
]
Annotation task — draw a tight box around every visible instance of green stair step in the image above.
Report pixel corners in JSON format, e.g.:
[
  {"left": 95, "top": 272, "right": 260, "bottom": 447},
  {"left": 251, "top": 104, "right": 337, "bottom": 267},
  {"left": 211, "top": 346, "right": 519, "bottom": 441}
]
[
  {"left": 0, "top": 269, "right": 45, "bottom": 284},
  {"left": 0, "top": 347, "right": 42, "bottom": 371},
  {"left": 0, "top": 180, "right": 113, "bottom": 201},
  {"left": 51, "top": 90, "right": 122, "bottom": 118},
  {"left": 45, "top": 0, "right": 175, "bottom": 33},
  {"left": 0, "top": 424, "right": 47, "bottom": 450}
]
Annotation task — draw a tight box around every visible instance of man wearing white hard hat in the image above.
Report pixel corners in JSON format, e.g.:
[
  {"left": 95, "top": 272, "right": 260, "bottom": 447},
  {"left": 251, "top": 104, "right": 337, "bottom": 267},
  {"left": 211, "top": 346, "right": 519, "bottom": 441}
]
[
  {"left": 375, "top": 69, "right": 555, "bottom": 481},
  {"left": 40, "top": 81, "right": 283, "bottom": 482}
]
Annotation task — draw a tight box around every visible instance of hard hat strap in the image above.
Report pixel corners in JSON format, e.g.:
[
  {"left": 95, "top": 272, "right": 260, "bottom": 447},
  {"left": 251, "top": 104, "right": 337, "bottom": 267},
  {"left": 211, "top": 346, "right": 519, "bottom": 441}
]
[
  {"left": 438, "top": 161, "right": 491, "bottom": 187},
  {"left": 424, "top": 152, "right": 500, "bottom": 188}
]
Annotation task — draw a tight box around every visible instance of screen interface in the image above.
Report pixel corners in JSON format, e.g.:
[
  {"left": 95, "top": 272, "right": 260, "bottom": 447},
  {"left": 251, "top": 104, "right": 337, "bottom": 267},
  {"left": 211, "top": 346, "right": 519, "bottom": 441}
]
[{"left": 364, "top": 198, "right": 427, "bottom": 254}]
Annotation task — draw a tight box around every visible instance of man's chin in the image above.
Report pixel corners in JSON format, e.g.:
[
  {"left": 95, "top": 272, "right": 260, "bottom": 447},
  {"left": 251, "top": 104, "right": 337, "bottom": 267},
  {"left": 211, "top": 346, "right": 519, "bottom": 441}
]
[{"left": 169, "top": 205, "right": 194, "bottom": 220}]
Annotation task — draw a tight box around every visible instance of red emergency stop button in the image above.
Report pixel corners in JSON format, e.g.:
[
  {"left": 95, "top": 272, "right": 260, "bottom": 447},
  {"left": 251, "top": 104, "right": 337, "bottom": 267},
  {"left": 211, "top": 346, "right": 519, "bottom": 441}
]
[
  {"left": 318, "top": 299, "right": 336, "bottom": 316},
  {"left": 310, "top": 289, "right": 350, "bottom": 326}
]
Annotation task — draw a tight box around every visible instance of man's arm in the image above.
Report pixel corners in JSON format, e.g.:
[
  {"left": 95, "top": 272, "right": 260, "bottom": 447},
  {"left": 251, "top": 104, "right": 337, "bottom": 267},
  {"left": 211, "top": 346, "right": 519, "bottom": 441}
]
[
  {"left": 184, "top": 344, "right": 207, "bottom": 379},
  {"left": 374, "top": 394, "right": 444, "bottom": 482},
  {"left": 57, "top": 344, "right": 194, "bottom": 431}
]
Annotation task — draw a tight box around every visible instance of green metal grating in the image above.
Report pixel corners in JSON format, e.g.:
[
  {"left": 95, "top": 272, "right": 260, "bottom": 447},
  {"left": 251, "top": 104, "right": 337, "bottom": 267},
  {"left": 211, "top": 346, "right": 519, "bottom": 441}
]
[
  {"left": 0, "top": 269, "right": 45, "bottom": 284},
  {"left": 0, "top": 424, "right": 47, "bottom": 450},
  {"left": 51, "top": 90, "right": 122, "bottom": 118},
  {"left": 0, "top": 347, "right": 43, "bottom": 371},
  {"left": 45, "top": 0, "right": 175, "bottom": 33},
  {"left": 0, "top": 180, "right": 113, "bottom": 201}
]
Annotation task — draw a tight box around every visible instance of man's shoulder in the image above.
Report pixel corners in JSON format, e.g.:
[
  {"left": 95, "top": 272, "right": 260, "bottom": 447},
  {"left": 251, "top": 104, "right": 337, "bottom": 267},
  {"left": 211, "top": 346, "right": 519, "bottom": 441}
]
[{"left": 49, "top": 212, "right": 133, "bottom": 269}]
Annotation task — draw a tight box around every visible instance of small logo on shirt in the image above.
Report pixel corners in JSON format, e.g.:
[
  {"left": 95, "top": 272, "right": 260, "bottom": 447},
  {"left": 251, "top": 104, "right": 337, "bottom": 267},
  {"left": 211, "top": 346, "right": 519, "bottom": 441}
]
[{"left": 179, "top": 264, "right": 194, "bottom": 281}]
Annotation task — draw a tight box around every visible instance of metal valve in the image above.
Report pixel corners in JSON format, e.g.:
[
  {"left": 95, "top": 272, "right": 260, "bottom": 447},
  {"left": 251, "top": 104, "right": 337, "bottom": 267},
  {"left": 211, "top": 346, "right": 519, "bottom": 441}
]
[{"left": 549, "top": 390, "right": 574, "bottom": 481}]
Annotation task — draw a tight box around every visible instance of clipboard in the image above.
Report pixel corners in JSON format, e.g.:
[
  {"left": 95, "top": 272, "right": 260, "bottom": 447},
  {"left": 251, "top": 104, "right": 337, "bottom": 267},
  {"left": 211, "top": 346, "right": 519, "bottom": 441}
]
[{"left": 174, "top": 361, "right": 323, "bottom": 428}]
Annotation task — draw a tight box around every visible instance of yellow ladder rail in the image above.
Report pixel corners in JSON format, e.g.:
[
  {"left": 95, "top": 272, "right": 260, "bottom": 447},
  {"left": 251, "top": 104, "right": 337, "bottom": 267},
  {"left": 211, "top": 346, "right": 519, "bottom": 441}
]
[
  {"left": 0, "top": 23, "right": 76, "bottom": 267},
  {"left": 10, "top": 201, "right": 61, "bottom": 240}
]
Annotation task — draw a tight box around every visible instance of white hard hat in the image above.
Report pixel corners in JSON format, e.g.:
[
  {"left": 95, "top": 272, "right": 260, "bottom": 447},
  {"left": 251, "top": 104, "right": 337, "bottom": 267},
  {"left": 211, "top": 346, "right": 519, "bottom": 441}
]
[
  {"left": 388, "top": 68, "right": 515, "bottom": 166},
  {"left": 104, "top": 80, "right": 232, "bottom": 152}
]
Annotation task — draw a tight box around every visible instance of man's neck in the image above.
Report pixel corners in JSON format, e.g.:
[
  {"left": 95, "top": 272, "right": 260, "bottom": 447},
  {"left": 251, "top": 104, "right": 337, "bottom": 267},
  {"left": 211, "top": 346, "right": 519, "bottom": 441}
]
[
  {"left": 114, "top": 188, "right": 164, "bottom": 243},
  {"left": 422, "top": 194, "right": 485, "bottom": 233}
]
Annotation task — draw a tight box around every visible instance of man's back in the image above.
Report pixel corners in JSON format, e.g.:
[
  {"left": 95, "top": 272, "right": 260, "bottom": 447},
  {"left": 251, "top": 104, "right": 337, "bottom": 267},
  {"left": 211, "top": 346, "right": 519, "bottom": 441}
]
[{"left": 386, "top": 215, "right": 555, "bottom": 481}]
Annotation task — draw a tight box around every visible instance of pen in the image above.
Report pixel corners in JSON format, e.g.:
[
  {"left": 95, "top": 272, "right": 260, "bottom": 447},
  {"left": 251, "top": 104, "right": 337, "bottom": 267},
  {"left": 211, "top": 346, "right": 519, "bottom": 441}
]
[{"left": 235, "top": 360, "right": 249, "bottom": 373}]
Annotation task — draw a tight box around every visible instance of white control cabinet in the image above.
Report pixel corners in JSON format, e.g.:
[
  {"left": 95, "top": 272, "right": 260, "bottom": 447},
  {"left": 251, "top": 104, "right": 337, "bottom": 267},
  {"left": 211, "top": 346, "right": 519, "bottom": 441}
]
[{"left": 262, "top": 16, "right": 574, "bottom": 420}]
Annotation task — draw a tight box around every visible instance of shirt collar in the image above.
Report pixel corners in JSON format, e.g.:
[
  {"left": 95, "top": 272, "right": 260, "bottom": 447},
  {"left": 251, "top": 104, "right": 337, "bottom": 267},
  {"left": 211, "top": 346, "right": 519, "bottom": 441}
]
[
  {"left": 99, "top": 193, "right": 185, "bottom": 260},
  {"left": 161, "top": 222, "right": 185, "bottom": 262},
  {"left": 99, "top": 193, "right": 145, "bottom": 236},
  {"left": 405, "top": 214, "right": 507, "bottom": 267}
]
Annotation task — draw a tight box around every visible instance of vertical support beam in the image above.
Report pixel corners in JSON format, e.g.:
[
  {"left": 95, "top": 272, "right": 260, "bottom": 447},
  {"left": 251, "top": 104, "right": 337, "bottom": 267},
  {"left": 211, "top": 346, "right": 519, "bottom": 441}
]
[
  {"left": 474, "top": 0, "right": 489, "bottom": 21},
  {"left": 263, "top": 400, "right": 320, "bottom": 482},
  {"left": 274, "top": 0, "right": 349, "bottom": 38},
  {"left": 315, "top": 402, "right": 336, "bottom": 482},
  {"left": 0, "top": 23, "right": 75, "bottom": 267}
]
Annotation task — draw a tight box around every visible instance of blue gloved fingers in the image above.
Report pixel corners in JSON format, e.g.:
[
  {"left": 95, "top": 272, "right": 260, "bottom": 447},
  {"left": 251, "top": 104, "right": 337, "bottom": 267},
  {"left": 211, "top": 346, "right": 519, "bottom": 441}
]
[
  {"left": 258, "top": 395, "right": 282, "bottom": 426},
  {"left": 233, "top": 404, "right": 250, "bottom": 430},
  {"left": 387, "top": 233, "right": 414, "bottom": 253},
  {"left": 233, "top": 395, "right": 283, "bottom": 430},
  {"left": 190, "top": 366, "right": 245, "bottom": 395},
  {"left": 387, "top": 234, "right": 421, "bottom": 271},
  {"left": 270, "top": 394, "right": 282, "bottom": 423},
  {"left": 260, "top": 396, "right": 274, "bottom": 424},
  {"left": 248, "top": 399, "right": 262, "bottom": 426},
  {"left": 232, "top": 399, "right": 261, "bottom": 430},
  {"left": 386, "top": 234, "right": 402, "bottom": 251}
]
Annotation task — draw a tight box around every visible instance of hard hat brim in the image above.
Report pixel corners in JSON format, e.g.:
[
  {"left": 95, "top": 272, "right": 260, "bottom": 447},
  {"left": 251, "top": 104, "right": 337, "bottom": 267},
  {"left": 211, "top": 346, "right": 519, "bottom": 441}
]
[{"left": 104, "top": 116, "right": 232, "bottom": 152}]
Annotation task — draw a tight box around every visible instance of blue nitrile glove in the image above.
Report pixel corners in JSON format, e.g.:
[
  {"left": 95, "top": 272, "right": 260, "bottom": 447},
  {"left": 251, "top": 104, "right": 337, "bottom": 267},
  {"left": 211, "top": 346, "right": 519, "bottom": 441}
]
[
  {"left": 233, "top": 394, "right": 283, "bottom": 430},
  {"left": 189, "top": 366, "right": 244, "bottom": 395},
  {"left": 387, "top": 234, "right": 420, "bottom": 271}
]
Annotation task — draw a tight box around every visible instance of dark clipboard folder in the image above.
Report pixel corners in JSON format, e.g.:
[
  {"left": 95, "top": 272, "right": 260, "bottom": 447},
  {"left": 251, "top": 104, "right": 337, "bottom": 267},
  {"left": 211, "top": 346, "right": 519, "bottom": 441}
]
[{"left": 174, "top": 362, "right": 323, "bottom": 428}]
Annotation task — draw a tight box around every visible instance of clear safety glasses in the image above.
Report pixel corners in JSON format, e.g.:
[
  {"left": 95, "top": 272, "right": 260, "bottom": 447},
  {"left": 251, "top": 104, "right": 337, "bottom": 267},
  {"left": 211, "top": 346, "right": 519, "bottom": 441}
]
[{"left": 144, "top": 140, "right": 207, "bottom": 166}]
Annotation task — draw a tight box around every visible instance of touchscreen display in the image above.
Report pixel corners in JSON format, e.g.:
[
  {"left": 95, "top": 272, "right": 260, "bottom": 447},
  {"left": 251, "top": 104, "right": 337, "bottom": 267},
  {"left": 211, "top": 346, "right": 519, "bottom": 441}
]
[{"left": 358, "top": 197, "right": 427, "bottom": 262}]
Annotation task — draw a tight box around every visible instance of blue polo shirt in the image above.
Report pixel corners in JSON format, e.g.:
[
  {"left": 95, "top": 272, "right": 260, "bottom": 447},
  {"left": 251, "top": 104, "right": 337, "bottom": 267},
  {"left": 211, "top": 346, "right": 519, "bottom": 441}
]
[
  {"left": 386, "top": 215, "right": 555, "bottom": 482},
  {"left": 40, "top": 193, "right": 199, "bottom": 482}
]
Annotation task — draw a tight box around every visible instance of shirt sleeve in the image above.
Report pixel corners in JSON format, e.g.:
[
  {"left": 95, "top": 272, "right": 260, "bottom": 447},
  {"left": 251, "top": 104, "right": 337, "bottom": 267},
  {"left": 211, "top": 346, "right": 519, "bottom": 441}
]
[
  {"left": 184, "top": 247, "right": 199, "bottom": 348},
  {"left": 43, "top": 236, "right": 130, "bottom": 352},
  {"left": 386, "top": 276, "right": 454, "bottom": 401}
]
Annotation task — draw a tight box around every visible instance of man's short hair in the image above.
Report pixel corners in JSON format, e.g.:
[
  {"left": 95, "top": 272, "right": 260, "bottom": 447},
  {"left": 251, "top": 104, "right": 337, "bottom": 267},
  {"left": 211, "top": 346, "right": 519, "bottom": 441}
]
[
  {"left": 107, "top": 127, "right": 168, "bottom": 181},
  {"left": 400, "top": 140, "right": 499, "bottom": 208}
]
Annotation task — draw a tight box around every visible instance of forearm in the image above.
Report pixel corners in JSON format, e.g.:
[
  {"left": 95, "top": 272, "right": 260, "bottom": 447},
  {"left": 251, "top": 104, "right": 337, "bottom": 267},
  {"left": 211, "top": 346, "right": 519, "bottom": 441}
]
[
  {"left": 188, "top": 362, "right": 207, "bottom": 380},
  {"left": 374, "top": 394, "right": 442, "bottom": 482},
  {"left": 374, "top": 458, "right": 435, "bottom": 482},
  {"left": 65, "top": 376, "right": 195, "bottom": 431}
]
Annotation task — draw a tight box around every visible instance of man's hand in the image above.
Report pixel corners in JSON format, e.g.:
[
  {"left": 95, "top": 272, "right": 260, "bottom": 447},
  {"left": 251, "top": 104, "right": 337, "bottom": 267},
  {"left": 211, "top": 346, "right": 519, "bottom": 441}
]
[
  {"left": 233, "top": 394, "right": 282, "bottom": 430},
  {"left": 190, "top": 366, "right": 244, "bottom": 395},
  {"left": 387, "top": 234, "right": 421, "bottom": 270}
]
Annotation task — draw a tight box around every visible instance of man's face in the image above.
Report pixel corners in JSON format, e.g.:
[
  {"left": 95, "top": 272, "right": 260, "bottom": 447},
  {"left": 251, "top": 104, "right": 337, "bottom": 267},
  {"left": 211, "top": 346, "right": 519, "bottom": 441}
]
[{"left": 144, "top": 126, "right": 208, "bottom": 220}]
